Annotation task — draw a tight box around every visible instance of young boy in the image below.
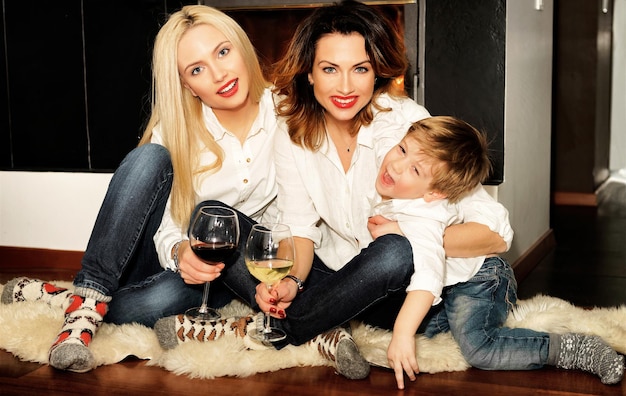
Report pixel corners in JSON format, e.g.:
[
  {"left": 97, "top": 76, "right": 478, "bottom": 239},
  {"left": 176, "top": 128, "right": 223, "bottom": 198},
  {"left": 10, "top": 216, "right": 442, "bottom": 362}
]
[{"left": 372, "top": 116, "right": 624, "bottom": 389}]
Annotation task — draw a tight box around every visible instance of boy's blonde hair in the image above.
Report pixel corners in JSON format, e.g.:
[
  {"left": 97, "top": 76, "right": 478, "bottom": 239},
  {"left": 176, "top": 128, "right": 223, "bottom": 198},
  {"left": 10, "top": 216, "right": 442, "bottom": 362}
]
[
  {"left": 406, "top": 116, "right": 491, "bottom": 203},
  {"left": 138, "top": 5, "right": 268, "bottom": 229}
]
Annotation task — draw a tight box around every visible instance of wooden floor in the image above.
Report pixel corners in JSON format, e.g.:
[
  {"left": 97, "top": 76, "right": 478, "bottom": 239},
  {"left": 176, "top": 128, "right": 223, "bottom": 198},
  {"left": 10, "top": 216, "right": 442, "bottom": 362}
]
[{"left": 1, "top": 180, "right": 625, "bottom": 395}]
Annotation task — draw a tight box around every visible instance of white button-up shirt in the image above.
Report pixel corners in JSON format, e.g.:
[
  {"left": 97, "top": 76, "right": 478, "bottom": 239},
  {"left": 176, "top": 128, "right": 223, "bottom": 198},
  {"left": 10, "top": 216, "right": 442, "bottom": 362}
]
[
  {"left": 371, "top": 185, "right": 514, "bottom": 305},
  {"left": 274, "top": 94, "right": 431, "bottom": 271},
  {"left": 275, "top": 93, "right": 513, "bottom": 273},
  {"left": 153, "top": 88, "right": 278, "bottom": 270}
]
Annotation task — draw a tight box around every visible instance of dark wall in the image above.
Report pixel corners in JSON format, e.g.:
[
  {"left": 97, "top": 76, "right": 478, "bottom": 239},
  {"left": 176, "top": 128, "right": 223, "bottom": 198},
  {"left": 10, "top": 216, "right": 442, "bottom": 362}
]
[
  {"left": 0, "top": 0, "right": 195, "bottom": 172},
  {"left": 423, "top": 0, "right": 506, "bottom": 184},
  {"left": 552, "top": 0, "right": 613, "bottom": 193},
  {"left": 2, "top": 0, "right": 507, "bottom": 181}
]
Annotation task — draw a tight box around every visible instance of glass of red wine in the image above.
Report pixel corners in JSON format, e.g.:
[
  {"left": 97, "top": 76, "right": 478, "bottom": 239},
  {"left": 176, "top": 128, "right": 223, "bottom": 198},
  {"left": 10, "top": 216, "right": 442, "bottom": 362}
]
[{"left": 185, "top": 205, "right": 239, "bottom": 321}]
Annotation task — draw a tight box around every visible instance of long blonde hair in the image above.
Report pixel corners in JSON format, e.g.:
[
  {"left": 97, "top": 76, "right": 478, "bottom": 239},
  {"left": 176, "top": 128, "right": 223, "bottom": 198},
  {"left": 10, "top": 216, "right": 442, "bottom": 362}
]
[{"left": 139, "top": 5, "right": 268, "bottom": 229}]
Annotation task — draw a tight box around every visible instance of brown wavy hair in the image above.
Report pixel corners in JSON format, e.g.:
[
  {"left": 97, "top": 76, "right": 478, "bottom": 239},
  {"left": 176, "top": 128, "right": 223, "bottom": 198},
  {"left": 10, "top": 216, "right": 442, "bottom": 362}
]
[{"left": 272, "top": 0, "right": 409, "bottom": 151}]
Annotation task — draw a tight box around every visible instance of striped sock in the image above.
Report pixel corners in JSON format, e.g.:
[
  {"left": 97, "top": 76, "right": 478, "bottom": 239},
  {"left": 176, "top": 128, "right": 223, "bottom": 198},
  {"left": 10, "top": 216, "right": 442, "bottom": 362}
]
[
  {"left": 1, "top": 277, "right": 73, "bottom": 309},
  {"left": 48, "top": 291, "right": 110, "bottom": 373},
  {"left": 154, "top": 313, "right": 263, "bottom": 350}
]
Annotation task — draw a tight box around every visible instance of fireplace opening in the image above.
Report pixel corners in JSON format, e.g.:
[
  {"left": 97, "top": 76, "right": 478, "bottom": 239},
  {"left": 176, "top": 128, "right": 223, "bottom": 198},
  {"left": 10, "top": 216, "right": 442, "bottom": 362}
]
[{"left": 202, "top": 1, "right": 420, "bottom": 100}]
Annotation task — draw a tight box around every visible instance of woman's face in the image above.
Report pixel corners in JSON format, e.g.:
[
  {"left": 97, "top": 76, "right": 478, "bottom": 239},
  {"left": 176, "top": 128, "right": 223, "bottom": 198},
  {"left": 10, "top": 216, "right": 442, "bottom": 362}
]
[
  {"left": 308, "top": 32, "right": 375, "bottom": 127},
  {"left": 177, "top": 24, "right": 250, "bottom": 112}
]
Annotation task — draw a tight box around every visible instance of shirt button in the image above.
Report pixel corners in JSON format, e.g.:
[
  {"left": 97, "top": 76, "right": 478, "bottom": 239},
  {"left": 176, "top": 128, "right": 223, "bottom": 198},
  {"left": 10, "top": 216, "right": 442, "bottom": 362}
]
[
  {"left": 243, "top": 179, "right": 249, "bottom": 184},
  {"left": 246, "top": 158, "right": 251, "bottom": 163}
]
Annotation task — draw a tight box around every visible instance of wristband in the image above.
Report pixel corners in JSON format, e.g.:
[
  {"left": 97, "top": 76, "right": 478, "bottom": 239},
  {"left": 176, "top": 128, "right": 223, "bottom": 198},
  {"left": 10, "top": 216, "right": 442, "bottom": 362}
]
[
  {"left": 172, "top": 240, "right": 183, "bottom": 273},
  {"left": 285, "top": 274, "right": 304, "bottom": 292}
]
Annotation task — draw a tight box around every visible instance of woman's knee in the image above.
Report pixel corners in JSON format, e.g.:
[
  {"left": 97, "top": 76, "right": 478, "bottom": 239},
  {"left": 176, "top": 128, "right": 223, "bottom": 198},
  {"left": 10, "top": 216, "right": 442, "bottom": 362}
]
[
  {"left": 115, "top": 144, "right": 172, "bottom": 186},
  {"left": 126, "top": 144, "right": 170, "bottom": 167},
  {"left": 365, "top": 234, "right": 414, "bottom": 281},
  {"left": 372, "top": 234, "right": 413, "bottom": 269}
]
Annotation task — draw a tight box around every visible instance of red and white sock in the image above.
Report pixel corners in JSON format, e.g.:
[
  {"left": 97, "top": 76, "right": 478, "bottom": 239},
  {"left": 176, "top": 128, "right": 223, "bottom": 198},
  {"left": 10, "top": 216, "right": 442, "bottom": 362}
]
[
  {"left": 1, "top": 277, "right": 73, "bottom": 309},
  {"left": 48, "top": 290, "right": 110, "bottom": 373}
]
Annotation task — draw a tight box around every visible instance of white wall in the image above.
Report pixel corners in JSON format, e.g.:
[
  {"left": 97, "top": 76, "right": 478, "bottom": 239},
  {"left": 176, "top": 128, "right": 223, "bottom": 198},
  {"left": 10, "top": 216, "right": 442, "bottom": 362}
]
[
  {"left": 610, "top": 0, "right": 626, "bottom": 170},
  {"left": 0, "top": 0, "right": 555, "bottom": 264},
  {"left": 499, "top": 0, "right": 554, "bottom": 261},
  {"left": 0, "top": 171, "right": 111, "bottom": 251}
]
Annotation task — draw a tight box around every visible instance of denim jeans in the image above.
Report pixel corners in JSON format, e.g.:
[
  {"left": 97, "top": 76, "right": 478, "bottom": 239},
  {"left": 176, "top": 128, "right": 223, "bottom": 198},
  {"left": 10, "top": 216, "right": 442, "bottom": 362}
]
[
  {"left": 422, "top": 257, "right": 551, "bottom": 370},
  {"left": 73, "top": 144, "right": 234, "bottom": 327},
  {"left": 220, "top": 232, "right": 415, "bottom": 347}
]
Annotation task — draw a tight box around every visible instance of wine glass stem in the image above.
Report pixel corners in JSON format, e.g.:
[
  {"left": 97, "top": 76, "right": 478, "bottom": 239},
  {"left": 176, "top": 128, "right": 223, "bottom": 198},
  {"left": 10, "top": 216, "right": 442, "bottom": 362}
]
[
  {"left": 264, "top": 313, "right": 272, "bottom": 333},
  {"left": 199, "top": 281, "right": 211, "bottom": 314},
  {"left": 264, "top": 282, "right": 273, "bottom": 332}
]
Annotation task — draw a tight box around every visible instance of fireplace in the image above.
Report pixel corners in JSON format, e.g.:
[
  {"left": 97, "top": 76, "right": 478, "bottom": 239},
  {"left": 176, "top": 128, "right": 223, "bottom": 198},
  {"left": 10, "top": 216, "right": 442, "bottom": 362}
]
[{"left": 202, "top": 1, "right": 420, "bottom": 101}]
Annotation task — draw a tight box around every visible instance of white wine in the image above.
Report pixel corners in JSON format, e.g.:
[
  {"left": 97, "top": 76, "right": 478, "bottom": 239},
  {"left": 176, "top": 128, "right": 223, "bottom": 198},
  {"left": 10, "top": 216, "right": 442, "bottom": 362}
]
[{"left": 246, "top": 259, "right": 294, "bottom": 286}]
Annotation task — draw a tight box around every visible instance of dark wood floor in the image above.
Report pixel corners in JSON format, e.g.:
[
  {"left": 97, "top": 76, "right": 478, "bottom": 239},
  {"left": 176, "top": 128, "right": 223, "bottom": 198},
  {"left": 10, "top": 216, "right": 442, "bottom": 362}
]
[{"left": 1, "top": 180, "right": 625, "bottom": 395}]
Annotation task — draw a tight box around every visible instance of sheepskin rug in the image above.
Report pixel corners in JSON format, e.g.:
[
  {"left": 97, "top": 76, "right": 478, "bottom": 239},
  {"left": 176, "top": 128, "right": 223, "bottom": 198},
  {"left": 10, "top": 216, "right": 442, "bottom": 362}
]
[{"left": 1, "top": 281, "right": 625, "bottom": 379}]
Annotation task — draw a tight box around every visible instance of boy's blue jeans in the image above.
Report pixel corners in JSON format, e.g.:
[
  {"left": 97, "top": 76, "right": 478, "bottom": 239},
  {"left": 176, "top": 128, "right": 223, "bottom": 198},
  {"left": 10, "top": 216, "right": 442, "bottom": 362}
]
[{"left": 422, "top": 257, "right": 551, "bottom": 370}]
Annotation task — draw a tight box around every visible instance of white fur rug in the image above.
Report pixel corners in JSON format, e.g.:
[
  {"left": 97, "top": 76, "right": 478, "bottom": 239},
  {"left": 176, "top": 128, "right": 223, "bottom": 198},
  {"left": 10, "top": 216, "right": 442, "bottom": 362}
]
[{"left": 1, "top": 281, "right": 626, "bottom": 379}]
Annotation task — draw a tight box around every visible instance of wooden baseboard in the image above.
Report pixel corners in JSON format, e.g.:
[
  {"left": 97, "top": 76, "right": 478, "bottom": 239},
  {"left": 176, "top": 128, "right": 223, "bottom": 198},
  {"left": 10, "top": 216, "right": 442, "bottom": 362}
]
[
  {"left": 3, "top": 234, "right": 555, "bottom": 284},
  {"left": 0, "top": 246, "right": 83, "bottom": 271},
  {"left": 511, "top": 229, "right": 556, "bottom": 283},
  {"left": 553, "top": 192, "right": 597, "bottom": 206}
]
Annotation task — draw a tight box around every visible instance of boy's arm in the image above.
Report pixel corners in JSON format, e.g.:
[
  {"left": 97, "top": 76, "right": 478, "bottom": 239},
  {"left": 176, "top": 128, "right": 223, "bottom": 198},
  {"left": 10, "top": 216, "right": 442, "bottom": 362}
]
[{"left": 388, "top": 290, "right": 435, "bottom": 390}]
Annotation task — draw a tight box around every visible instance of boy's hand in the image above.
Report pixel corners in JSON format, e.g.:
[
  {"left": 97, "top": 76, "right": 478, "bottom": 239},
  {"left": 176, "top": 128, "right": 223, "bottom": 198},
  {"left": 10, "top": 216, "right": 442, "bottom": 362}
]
[
  {"left": 368, "top": 215, "right": 403, "bottom": 239},
  {"left": 387, "top": 333, "right": 419, "bottom": 389}
]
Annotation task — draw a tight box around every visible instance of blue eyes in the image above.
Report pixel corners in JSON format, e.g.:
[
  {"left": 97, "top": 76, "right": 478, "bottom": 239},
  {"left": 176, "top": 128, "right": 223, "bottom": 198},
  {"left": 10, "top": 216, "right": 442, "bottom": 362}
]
[
  {"left": 188, "top": 46, "right": 231, "bottom": 76},
  {"left": 322, "top": 66, "right": 370, "bottom": 74}
]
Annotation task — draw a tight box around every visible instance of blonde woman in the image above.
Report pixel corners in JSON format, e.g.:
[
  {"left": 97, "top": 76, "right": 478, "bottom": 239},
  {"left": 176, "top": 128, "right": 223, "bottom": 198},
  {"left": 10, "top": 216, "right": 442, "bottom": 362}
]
[{"left": 2, "top": 5, "right": 278, "bottom": 373}]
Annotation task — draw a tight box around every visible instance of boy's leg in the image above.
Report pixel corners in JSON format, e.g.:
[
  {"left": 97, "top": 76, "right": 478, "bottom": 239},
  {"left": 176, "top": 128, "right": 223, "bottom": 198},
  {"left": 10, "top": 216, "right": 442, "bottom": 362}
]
[
  {"left": 446, "top": 257, "right": 623, "bottom": 384},
  {"left": 445, "top": 257, "right": 553, "bottom": 370}
]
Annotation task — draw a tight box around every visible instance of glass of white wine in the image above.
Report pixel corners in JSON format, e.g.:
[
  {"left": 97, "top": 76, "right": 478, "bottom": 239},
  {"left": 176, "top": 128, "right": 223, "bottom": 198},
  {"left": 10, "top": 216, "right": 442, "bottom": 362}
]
[{"left": 244, "top": 223, "right": 295, "bottom": 342}]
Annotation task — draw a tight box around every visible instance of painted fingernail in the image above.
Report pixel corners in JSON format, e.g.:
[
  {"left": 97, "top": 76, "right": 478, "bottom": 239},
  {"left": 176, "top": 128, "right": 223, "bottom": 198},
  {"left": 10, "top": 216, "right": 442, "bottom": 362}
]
[
  {"left": 270, "top": 307, "right": 277, "bottom": 314},
  {"left": 269, "top": 298, "right": 276, "bottom": 304},
  {"left": 278, "top": 310, "right": 285, "bottom": 318}
]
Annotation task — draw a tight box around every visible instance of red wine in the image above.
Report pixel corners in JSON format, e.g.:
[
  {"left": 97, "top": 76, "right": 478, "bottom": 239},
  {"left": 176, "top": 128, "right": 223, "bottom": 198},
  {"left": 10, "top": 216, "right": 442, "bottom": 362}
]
[{"left": 191, "top": 242, "right": 236, "bottom": 263}]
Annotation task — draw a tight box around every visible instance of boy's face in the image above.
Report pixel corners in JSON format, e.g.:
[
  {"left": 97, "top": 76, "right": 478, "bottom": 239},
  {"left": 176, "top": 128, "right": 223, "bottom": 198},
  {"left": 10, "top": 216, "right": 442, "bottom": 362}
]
[{"left": 376, "top": 136, "right": 442, "bottom": 202}]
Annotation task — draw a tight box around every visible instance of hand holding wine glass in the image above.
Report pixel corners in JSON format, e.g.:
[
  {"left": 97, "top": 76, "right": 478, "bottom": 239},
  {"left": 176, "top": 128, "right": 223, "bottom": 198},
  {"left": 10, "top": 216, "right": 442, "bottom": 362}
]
[
  {"left": 244, "top": 223, "right": 295, "bottom": 342},
  {"left": 185, "top": 206, "right": 239, "bottom": 321}
]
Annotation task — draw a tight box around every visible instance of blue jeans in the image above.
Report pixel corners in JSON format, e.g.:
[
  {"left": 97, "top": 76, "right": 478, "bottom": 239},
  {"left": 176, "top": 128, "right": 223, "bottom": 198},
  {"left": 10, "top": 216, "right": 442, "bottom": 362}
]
[
  {"left": 422, "top": 257, "right": 551, "bottom": 370},
  {"left": 73, "top": 144, "right": 234, "bottom": 327},
  {"left": 220, "top": 233, "right": 415, "bottom": 347}
]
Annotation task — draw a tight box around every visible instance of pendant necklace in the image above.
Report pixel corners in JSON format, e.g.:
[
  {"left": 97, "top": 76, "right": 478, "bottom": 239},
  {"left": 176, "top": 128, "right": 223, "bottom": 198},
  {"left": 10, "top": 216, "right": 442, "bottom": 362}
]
[
  {"left": 346, "top": 135, "right": 357, "bottom": 152},
  {"left": 324, "top": 118, "right": 357, "bottom": 153}
]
